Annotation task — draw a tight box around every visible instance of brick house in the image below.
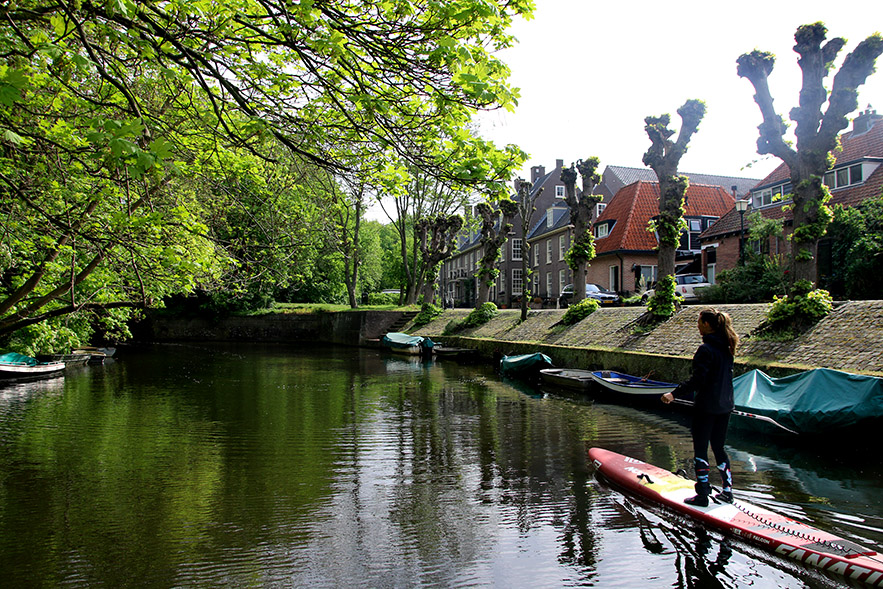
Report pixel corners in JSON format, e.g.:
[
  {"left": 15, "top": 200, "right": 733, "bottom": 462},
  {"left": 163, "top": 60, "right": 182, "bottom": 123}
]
[
  {"left": 698, "top": 107, "right": 883, "bottom": 285},
  {"left": 589, "top": 181, "right": 738, "bottom": 295}
]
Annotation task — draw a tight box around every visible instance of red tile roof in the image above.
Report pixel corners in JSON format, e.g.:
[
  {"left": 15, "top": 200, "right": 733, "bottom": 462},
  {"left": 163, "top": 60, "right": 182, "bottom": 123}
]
[
  {"left": 753, "top": 118, "right": 883, "bottom": 188},
  {"left": 593, "top": 181, "right": 735, "bottom": 254}
]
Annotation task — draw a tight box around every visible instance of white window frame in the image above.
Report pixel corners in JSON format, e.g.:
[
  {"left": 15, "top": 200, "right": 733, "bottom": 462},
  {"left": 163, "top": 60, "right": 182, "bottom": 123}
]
[
  {"left": 559, "top": 235, "right": 566, "bottom": 261},
  {"left": 595, "top": 224, "right": 609, "bottom": 239},
  {"left": 596, "top": 203, "right": 606, "bottom": 218},
  {"left": 512, "top": 238, "right": 523, "bottom": 261},
  {"left": 532, "top": 272, "right": 539, "bottom": 295},
  {"left": 546, "top": 239, "right": 552, "bottom": 264},
  {"left": 533, "top": 244, "right": 540, "bottom": 267},
  {"left": 512, "top": 268, "right": 523, "bottom": 294},
  {"left": 545, "top": 272, "right": 552, "bottom": 296},
  {"left": 559, "top": 269, "right": 567, "bottom": 295},
  {"left": 555, "top": 185, "right": 565, "bottom": 198}
]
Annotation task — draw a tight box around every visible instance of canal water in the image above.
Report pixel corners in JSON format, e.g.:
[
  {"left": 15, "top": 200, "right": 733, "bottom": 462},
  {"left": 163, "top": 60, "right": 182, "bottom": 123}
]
[{"left": 0, "top": 343, "right": 881, "bottom": 588}]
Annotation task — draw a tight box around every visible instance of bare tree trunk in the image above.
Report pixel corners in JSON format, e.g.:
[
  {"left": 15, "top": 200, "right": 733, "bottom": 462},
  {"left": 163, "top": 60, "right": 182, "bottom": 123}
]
[{"left": 560, "top": 159, "right": 601, "bottom": 302}]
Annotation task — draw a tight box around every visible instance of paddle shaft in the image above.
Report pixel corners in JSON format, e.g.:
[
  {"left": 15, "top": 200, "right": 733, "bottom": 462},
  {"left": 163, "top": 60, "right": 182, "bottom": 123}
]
[{"left": 671, "top": 399, "right": 799, "bottom": 435}]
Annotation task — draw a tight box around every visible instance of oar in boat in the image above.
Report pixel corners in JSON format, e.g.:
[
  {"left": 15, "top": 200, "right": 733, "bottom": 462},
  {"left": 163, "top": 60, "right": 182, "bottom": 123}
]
[{"left": 671, "top": 399, "right": 799, "bottom": 435}]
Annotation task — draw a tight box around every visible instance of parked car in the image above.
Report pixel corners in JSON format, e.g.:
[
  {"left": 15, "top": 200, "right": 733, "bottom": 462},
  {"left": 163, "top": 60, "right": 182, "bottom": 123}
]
[
  {"left": 641, "top": 273, "right": 711, "bottom": 303},
  {"left": 559, "top": 283, "right": 622, "bottom": 308}
]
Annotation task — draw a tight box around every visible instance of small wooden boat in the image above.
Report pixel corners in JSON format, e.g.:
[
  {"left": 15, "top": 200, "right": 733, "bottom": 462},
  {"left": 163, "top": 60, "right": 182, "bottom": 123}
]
[
  {"left": 73, "top": 346, "right": 116, "bottom": 358},
  {"left": 381, "top": 332, "right": 435, "bottom": 356},
  {"left": 539, "top": 368, "right": 594, "bottom": 391},
  {"left": 590, "top": 370, "right": 676, "bottom": 398},
  {"left": 499, "top": 353, "right": 553, "bottom": 377},
  {"left": 0, "top": 352, "right": 65, "bottom": 382},
  {"left": 37, "top": 353, "right": 90, "bottom": 367},
  {"left": 433, "top": 346, "right": 476, "bottom": 359}
]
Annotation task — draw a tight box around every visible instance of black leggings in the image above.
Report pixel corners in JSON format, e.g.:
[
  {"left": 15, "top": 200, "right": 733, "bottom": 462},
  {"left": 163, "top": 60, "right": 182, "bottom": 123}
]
[{"left": 692, "top": 412, "right": 731, "bottom": 465}]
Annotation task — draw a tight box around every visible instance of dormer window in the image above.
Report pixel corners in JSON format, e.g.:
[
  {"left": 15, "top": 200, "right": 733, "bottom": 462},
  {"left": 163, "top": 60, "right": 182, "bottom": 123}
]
[
  {"left": 546, "top": 208, "right": 555, "bottom": 228},
  {"left": 824, "top": 163, "right": 865, "bottom": 189},
  {"left": 594, "top": 222, "right": 611, "bottom": 238},
  {"left": 555, "top": 185, "right": 565, "bottom": 198},
  {"left": 752, "top": 182, "right": 792, "bottom": 208}
]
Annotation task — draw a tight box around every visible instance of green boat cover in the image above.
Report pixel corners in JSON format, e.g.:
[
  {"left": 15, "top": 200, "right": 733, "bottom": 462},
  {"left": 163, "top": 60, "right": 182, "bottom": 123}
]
[
  {"left": 499, "top": 353, "right": 553, "bottom": 377},
  {"left": 382, "top": 332, "right": 435, "bottom": 350},
  {"left": 0, "top": 352, "right": 38, "bottom": 366},
  {"left": 733, "top": 368, "right": 883, "bottom": 434}
]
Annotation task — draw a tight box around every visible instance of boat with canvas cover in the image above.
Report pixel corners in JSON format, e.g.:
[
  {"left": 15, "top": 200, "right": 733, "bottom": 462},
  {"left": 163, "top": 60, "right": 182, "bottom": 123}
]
[
  {"left": 733, "top": 368, "right": 883, "bottom": 435},
  {"left": 381, "top": 332, "right": 435, "bottom": 356},
  {"left": 0, "top": 352, "right": 65, "bottom": 382},
  {"left": 499, "top": 353, "right": 553, "bottom": 377}
]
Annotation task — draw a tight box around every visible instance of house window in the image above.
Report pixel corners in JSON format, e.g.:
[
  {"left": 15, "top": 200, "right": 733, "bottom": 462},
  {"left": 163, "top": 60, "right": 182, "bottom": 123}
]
[
  {"left": 595, "top": 224, "right": 609, "bottom": 238},
  {"left": 752, "top": 183, "right": 791, "bottom": 208},
  {"left": 639, "top": 265, "right": 657, "bottom": 288},
  {"left": 512, "top": 268, "right": 523, "bottom": 293},
  {"left": 499, "top": 270, "right": 505, "bottom": 292},
  {"left": 596, "top": 203, "right": 606, "bottom": 218},
  {"left": 546, "top": 272, "right": 552, "bottom": 296},
  {"left": 707, "top": 263, "right": 716, "bottom": 285},
  {"left": 533, "top": 244, "right": 540, "bottom": 266},
  {"left": 500, "top": 243, "right": 505, "bottom": 262},
  {"left": 559, "top": 235, "right": 566, "bottom": 260},
  {"left": 559, "top": 269, "right": 567, "bottom": 295},
  {"left": 555, "top": 185, "right": 565, "bottom": 198},
  {"left": 512, "top": 238, "right": 522, "bottom": 261},
  {"left": 824, "top": 163, "right": 865, "bottom": 189},
  {"left": 532, "top": 272, "right": 539, "bottom": 295},
  {"left": 546, "top": 239, "right": 552, "bottom": 264}
]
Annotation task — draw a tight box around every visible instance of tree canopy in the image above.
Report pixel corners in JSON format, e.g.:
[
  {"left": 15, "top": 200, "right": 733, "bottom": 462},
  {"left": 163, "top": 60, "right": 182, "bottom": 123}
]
[{"left": 0, "top": 0, "right": 532, "bottom": 347}]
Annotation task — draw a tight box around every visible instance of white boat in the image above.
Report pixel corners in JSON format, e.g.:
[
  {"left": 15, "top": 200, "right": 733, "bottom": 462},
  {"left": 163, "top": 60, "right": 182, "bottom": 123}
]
[
  {"left": 539, "top": 368, "right": 594, "bottom": 391},
  {"left": 590, "top": 370, "right": 677, "bottom": 398},
  {"left": 0, "top": 353, "right": 65, "bottom": 382}
]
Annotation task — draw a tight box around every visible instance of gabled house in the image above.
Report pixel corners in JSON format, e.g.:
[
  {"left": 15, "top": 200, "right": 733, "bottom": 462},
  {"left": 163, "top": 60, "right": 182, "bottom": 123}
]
[
  {"left": 698, "top": 107, "right": 883, "bottom": 284},
  {"left": 589, "top": 182, "right": 737, "bottom": 295},
  {"left": 525, "top": 200, "right": 573, "bottom": 304}
]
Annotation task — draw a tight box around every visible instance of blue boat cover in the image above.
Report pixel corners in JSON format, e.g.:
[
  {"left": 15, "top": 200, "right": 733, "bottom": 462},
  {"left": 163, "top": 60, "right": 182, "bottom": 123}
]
[
  {"left": 733, "top": 368, "right": 883, "bottom": 434},
  {"left": 0, "top": 352, "right": 38, "bottom": 366},
  {"left": 499, "top": 353, "right": 553, "bottom": 376},
  {"left": 382, "top": 332, "right": 434, "bottom": 350}
]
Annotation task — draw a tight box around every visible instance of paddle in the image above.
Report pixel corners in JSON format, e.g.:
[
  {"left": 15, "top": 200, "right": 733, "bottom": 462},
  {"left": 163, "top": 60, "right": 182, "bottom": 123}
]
[{"left": 671, "top": 399, "right": 799, "bottom": 435}]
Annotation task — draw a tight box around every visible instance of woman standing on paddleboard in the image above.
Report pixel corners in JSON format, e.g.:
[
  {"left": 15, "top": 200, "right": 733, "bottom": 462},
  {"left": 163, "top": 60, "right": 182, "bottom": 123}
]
[{"left": 661, "top": 308, "right": 739, "bottom": 507}]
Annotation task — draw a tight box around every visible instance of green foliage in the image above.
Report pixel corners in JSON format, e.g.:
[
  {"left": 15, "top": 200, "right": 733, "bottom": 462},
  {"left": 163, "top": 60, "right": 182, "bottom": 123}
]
[
  {"left": 821, "top": 197, "right": 883, "bottom": 299},
  {"left": 412, "top": 303, "right": 442, "bottom": 328},
  {"left": 463, "top": 302, "right": 499, "bottom": 327},
  {"left": 646, "top": 275, "right": 681, "bottom": 318},
  {"left": 564, "top": 228, "right": 596, "bottom": 272},
  {"left": 368, "top": 292, "right": 400, "bottom": 305},
  {"left": 5, "top": 318, "right": 86, "bottom": 356},
  {"left": 765, "top": 283, "right": 833, "bottom": 334},
  {"left": 698, "top": 255, "right": 787, "bottom": 303},
  {"left": 561, "top": 298, "right": 599, "bottom": 325}
]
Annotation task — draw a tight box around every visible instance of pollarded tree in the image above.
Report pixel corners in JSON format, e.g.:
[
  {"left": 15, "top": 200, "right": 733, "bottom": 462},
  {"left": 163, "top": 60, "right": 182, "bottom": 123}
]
[
  {"left": 642, "top": 100, "right": 706, "bottom": 282},
  {"left": 475, "top": 199, "right": 518, "bottom": 305},
  {"left": 560, "top": 158, "right": 602, "bottom": 302},
  {"left": 416, "top": 213, "right": 464, "bottom": 305},
  {"left": 737, "top": 23, "right": 883, "bottom": 285}
]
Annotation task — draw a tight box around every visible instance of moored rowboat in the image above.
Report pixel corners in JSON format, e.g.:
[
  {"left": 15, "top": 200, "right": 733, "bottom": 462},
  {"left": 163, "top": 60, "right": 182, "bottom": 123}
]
[
  {"left": 0, "top": 352, "right": 65, "bottom": 382},
  {"left": 590, "top": 370, "right": 677, "bottom": 398},
  {"left": 539, "top": 368, "right": 593, "bottom": 391}
]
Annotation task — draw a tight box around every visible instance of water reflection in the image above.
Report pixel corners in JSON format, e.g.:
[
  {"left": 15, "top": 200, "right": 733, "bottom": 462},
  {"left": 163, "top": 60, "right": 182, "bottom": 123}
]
[{"left": 0, "top": 344, "right": 878, "bottom": 587}]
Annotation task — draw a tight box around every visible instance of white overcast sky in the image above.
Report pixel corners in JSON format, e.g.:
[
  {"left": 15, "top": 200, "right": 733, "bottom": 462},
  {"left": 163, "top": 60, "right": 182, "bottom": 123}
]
[{"left": 475, "top": 0, "right": 883, "bottom": 183}]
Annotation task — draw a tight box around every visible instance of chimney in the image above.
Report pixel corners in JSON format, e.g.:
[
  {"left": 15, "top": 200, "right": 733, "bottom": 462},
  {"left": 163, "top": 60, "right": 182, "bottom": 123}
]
[
  {"left": 556, "top": 158, "right": 564, "bottom": 170},
  {"left": 853, "top": 105, "right": 882, "bottom": 135},
  {"left": 530, "top": 165, "right": 545, "bottom": 184}
]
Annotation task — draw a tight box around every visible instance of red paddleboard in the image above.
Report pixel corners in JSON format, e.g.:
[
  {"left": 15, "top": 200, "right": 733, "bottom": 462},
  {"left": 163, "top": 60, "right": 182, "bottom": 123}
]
[{"left": 589, "top": 447, "right": 883, "bottom": 586}]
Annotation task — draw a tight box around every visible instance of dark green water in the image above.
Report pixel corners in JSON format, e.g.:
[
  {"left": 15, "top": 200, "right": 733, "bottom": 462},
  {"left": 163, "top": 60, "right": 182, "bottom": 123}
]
[{"left": 0, "top": 343, "right": 880, "bottom": 587}]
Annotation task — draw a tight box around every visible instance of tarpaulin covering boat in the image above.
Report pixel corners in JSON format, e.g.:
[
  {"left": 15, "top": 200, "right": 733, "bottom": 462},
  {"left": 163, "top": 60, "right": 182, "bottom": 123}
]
[
  {"left": 381, "top": 332, "right": 435, "bottom": 355},
  {"left": 733, "top": 368, "right": 883, "bottom": 434},
  {"left": 0, "top": 352, "right": 65, "bottom": 381},
  {"left": 499, "top": 353, "right": 553, "bottom": 377}
]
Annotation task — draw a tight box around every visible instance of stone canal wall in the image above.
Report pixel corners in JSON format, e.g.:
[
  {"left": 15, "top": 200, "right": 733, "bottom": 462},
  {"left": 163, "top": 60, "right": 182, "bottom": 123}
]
[
  {"left": 144, "top": 300, "right": 883, "bottom": 380},
  {"left": 410, "top": 301, "right": 883, "bottom": 380}
]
